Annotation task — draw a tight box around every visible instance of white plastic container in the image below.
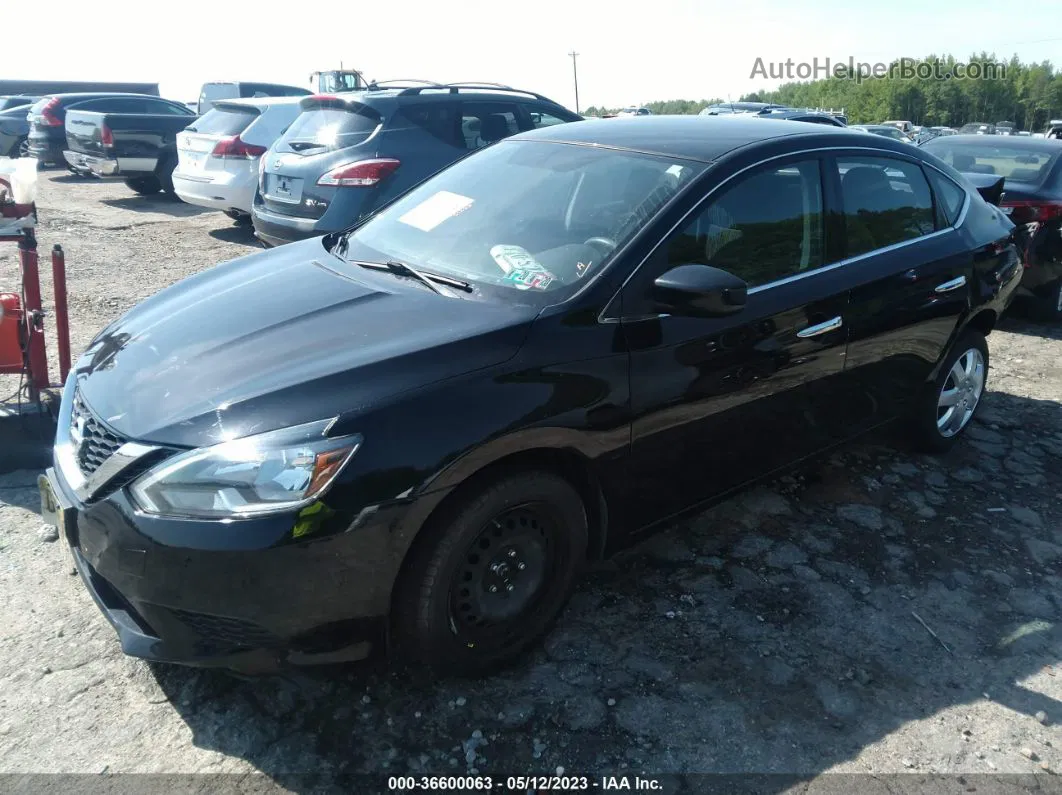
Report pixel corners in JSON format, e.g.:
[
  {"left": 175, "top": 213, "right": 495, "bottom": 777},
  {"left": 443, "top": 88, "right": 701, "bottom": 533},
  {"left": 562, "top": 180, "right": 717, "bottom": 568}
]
[{"left": 0, "top": 157, "right": 39, "bottom": 206}]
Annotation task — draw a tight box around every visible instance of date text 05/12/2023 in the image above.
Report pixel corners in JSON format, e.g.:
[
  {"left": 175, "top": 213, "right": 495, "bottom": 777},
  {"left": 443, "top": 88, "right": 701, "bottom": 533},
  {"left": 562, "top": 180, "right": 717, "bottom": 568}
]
[{"left": 386, "top": 774, "right": 664, "bottom": 791}]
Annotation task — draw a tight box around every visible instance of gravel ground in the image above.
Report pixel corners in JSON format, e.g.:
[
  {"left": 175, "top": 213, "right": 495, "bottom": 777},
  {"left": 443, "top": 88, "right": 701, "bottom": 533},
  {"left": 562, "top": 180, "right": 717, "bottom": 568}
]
[{"left": 1, "top": 170, "right": 1061, "bottom": 791}]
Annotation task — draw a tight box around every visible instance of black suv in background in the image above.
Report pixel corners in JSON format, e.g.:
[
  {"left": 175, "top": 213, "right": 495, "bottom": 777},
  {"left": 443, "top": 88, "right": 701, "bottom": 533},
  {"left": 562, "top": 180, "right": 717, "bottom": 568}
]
[
  {"left": 27, "top": 93, "right": 189, "bottom": 167},
  {"left": 251, "top": 82, "right": 582, "bottom": 246}
]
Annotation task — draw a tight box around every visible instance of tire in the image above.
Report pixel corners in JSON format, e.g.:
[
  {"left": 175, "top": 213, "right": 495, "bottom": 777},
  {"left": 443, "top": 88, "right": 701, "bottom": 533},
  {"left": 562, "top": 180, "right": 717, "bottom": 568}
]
[
  {"left": 392, "top": 470, "right": 588, "bottom": 676},
  {"left": 224, "top": 210, "right": 252, "bottom": 226},
  {"left": 156, "top": 155, "right": 176, "bottom": 195},
  {"left": 125, "top": 177, "right": 160, "bottom": 195},
  {"left": 910, "top": 330, "right": 989, "bottom": 453},
  {"left": 1030, "top": 279, "right": 1062, "bottom": 322},
  {"left": 15, "top": 138, "right": 29, "bottom": 159}
]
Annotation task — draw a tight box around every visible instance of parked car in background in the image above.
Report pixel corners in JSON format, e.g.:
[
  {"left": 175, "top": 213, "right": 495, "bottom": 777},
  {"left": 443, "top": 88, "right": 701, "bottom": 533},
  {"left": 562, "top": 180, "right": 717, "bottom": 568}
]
[
  {"left": 27, "top": 93, "right": 177, "bottom": 166},
  {"left": 173, "top": 97, "right": 304, "bottom": 221},
  {"left": 699, "top": 101, "right": 787, "bottom": 115},
  {"left": 0, "top": 106, "right": 31, "bottom": 157},
  {"left": 923, "top": 134, "right": 1062, "bottom": 319},
  {"left": 959, "top": 123, "right": 996, "bottom": 136},
  {"left": 63, "top": 98, "right": 197, "bottom": 195},
  {"left": 0, "top": 95, "right": 40, "bottom": 112},
  {"left": 41, "top": 116, "right": 1021, "bottom": 676},
  {"left": 852, "top": 124, "right": 915, "bottom": 143},
  {"left": 198, "top": 82, "right": 311, "bottom": 115},
  {"left": 252, "top": 83, "right": 581, "bottom": 247},
  {"left": 758, "top": 110, "right": 846, "bottom": 127},
  {"left": 882, "top": 120, "right": 913, "bottom": 133},
  {"left": 616, "top": 106, "right": 652, "bottom": 117}
]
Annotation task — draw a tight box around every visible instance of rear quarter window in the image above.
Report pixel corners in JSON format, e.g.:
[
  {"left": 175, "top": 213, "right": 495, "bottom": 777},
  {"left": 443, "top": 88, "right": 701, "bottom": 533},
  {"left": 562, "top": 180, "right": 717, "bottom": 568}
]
[
  {"left": 186, "top": 107, "right": 258, "bottom": 136},
  {"left": 280, "top": 106, "right": 381, "bottom": 152},
  {"left": 394, "top": 104, "right": 460, "bottom": 147},
  {"left": 925, "top": 168, "right": 967, "bottom": 226}
]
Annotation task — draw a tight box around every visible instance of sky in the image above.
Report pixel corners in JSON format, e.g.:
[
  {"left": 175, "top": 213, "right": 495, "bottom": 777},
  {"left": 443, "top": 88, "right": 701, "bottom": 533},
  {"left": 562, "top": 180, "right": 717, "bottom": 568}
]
[{"left": 3, "top": 0, "right": 1062, "bottom": 111}]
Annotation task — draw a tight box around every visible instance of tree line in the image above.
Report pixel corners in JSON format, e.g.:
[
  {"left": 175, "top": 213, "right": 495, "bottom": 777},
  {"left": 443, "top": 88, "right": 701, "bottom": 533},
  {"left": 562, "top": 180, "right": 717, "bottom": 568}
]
[{"left": 584, "top": 53, "right": 1062, "bottom": 131}]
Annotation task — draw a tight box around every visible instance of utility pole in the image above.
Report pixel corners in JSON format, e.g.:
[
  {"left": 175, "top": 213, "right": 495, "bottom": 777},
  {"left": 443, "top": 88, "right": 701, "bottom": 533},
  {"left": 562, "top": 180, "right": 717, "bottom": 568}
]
[{"left": 569, "top": 50, "right": 580, "bottom": 114}]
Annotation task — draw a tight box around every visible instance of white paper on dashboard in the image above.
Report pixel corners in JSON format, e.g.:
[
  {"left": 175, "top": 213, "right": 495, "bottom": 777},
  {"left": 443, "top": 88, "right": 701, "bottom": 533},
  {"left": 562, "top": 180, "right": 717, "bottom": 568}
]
[{"left": 397, "top": 191, "right": 475, "bottom": 232}]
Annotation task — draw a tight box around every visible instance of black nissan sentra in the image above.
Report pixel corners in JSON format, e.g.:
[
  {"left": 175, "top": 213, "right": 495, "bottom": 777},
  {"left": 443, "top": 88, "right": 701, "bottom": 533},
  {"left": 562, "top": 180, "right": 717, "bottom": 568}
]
[{"left": 40, "top": 116, "right": 1022, "bottom": 675}]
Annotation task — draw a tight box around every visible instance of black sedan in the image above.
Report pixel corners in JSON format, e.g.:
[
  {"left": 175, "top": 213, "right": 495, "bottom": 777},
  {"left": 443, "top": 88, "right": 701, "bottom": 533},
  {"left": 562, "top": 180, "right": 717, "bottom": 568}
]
[
  {"left": 921, "top": 134, "right": 1062, "bottom": 319},
  {"left": 40, "top": 116, "right": 1022, "bottom": 676}
]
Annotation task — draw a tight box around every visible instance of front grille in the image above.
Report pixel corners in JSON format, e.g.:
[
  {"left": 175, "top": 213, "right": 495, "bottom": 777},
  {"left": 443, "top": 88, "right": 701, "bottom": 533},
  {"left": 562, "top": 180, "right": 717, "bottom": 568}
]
[
  {"left": 169, "top": 609, "right": 282, "bottom": 650},
  {"left": 71, "top": 390, "right": 126, "bottom": 476}
]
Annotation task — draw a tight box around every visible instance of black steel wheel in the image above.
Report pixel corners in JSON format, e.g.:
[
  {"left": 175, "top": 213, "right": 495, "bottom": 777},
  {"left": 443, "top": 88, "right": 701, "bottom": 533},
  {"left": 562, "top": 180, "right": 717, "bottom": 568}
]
[{"left": 393, "top": 470, "right": 587, "bottom": 675}]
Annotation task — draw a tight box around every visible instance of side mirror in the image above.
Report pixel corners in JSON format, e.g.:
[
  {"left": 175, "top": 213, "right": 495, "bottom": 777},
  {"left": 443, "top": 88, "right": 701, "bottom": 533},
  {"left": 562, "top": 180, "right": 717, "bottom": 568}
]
[{"left": 651, "top": 264, "right": 748, "bottom": 318}]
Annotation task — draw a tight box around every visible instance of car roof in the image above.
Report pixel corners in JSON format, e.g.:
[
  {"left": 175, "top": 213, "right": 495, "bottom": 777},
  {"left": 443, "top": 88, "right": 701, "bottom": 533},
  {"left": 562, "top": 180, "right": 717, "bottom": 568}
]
[
  {"left": 923, "top": 133, "right": 1062, "bottom": 153},
  {"left": 44, "top": 92, "right": 167, "bottom": 102},
  {"left": 213, "top": 96, "right": 306, "bottom": 110},
  {"left": 512, "top": 115, "right": 870, "bottom": 163}
]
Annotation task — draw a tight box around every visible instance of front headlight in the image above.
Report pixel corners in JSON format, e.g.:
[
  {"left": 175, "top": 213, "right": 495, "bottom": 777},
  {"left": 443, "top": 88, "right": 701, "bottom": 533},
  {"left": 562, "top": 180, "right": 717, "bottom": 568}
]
[{"left": 129, "top": 419, "right": 361, "bottom": 519}]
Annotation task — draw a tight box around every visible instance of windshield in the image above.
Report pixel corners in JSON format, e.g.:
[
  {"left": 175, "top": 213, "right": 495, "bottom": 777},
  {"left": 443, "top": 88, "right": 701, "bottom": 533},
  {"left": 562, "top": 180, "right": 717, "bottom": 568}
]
[
  {"left": 922, "top": 140, "right": 1061, "bottom": 184},
  {"left": 339, "top": 140, "right": 706, "bottom": 302}
]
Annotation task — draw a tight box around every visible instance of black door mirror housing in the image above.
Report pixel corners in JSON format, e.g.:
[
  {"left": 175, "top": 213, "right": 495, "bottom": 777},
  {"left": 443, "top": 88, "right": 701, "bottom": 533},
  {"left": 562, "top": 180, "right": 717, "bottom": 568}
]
[{"left": 651, "top": 264, "right": 748, "bottom": 317}]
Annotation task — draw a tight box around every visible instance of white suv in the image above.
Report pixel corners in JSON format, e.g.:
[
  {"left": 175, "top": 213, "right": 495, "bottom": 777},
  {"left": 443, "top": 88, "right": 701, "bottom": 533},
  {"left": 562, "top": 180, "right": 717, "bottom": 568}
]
[{"left": 172, "top": 97, "right": 304, "bottom": 221}]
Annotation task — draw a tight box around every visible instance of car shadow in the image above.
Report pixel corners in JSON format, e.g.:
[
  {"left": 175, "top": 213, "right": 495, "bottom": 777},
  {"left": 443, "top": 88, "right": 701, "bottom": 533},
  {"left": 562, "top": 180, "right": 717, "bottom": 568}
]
[
  {"left": 138, "top": 388, "right": 1062, "bottom": 789},
  {"left": 49, "top": 173, "right": 95, "bottom": 184},
  {"left": 998, "top": 313, "right": 1062, "bottom": 341},
  {"left": 209, "top": 224, "right": 264, "bottom": 248},
  {"left": 99, "top": 195, "right": 209, "bottom": 218}
]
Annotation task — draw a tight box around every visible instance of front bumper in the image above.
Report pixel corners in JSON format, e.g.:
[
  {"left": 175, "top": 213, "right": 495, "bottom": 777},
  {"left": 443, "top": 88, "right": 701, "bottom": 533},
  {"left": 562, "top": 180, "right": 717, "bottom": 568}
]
[
  {"left": 43, "top": 456, "right": 406, "bottom": 673},
  {"left": 63, "top": 150, "right": 119, "bottom": 177}
]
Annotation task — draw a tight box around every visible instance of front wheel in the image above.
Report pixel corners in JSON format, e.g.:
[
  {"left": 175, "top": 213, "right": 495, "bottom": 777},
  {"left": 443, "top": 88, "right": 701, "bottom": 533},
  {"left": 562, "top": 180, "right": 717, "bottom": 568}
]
[
  {"left": 910, "top": 330, "right": 989, "bottom": 453},
  {"left": 392, "top": 470, "right": 588, "bottom": 676}
]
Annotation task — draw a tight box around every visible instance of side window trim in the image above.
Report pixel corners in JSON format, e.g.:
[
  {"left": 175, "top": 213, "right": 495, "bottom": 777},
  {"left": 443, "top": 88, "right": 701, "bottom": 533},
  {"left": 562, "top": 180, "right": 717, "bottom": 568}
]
[{"left": 604, "top": 146, "right": 961, "bottom": 322}]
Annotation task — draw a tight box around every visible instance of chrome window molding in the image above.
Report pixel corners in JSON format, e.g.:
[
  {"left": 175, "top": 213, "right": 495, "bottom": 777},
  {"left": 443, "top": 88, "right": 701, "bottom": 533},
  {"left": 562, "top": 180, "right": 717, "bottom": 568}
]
[{"left": 603, "top": 144, "right": 971, "bottom": 321}]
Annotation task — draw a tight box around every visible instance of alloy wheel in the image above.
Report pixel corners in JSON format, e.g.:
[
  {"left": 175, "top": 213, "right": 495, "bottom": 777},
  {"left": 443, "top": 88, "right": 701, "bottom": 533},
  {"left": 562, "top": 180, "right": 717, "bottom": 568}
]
[{"left": 936, "top": 348, "right": 985, "bottom": 438}]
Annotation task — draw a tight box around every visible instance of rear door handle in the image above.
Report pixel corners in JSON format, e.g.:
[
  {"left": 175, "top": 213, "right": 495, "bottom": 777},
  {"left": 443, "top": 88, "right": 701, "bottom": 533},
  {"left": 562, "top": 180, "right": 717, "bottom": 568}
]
[
  {"left": 797, "top": 316, "right": 843, "bottom": 338},
  {"left": 934, "top": 275, "right": 967, "bottom": 293}
]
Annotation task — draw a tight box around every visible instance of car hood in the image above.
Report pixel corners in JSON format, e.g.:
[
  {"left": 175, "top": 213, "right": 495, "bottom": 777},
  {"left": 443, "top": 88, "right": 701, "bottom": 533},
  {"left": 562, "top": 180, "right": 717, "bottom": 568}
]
[{"left": 73, "top": 238, "right": 537, "bottom": 448}]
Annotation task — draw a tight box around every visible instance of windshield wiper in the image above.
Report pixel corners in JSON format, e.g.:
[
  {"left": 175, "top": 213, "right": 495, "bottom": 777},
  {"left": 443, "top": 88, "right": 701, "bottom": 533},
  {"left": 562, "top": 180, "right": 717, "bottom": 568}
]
[{"left": 350, "top": 259, "right": 473, "bottom": 294}]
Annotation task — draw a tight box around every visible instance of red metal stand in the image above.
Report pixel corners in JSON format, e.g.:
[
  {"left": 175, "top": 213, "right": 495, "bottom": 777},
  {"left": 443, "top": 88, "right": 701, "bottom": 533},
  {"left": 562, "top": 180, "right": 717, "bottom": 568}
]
[
  {"left": 0, "top": 225, "right": 71, "bottom": 398},
  {"left": 51, "top": 244, "right": 71, "bottom": 385}
]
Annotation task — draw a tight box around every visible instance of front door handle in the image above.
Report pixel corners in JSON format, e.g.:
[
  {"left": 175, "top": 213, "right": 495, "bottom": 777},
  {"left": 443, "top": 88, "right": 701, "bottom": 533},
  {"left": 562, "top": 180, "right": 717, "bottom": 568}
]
[
  {"left": 934, "top": 275, "right": 967, "bottom": 293},
  {"left": 797, "top": 316, "right": 843, "bottom": 338}
]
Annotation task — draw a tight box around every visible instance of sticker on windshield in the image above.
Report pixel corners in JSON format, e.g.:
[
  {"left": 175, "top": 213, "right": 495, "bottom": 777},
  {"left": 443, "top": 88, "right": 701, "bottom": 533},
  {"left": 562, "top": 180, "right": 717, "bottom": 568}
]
[
  {"left": 490, "top": 244, "right": 543, "bottom": 275},
  {"left": 397, "top": 190, "right": 474, "bottom": 232},
  {"left": 575, "top": 260, "right": 593, "bottom": 278},
  {"left": 506, "top": 268, "right": 554, "bottom": 290}
]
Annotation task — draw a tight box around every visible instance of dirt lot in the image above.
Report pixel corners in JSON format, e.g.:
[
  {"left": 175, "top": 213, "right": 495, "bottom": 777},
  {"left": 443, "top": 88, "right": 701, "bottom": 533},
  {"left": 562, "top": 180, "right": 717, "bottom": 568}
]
[{"left": 1, "top": 170, "right": 1061, "bottom": 791}]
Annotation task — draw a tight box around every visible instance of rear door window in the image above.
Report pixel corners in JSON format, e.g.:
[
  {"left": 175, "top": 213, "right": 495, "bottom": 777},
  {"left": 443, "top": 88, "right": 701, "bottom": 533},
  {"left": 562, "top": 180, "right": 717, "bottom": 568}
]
[
  {"left": 837, "top": 156, "right": 936, "bottom": 258},
  {"left": 459, "top": 103, "right": 521, "bottom": 150},
  {"left": 280, "top": 105, "right": 381, "bottom": 153},
  {"left": 395, "top": 104, "right": 460, "bottom": 147}
]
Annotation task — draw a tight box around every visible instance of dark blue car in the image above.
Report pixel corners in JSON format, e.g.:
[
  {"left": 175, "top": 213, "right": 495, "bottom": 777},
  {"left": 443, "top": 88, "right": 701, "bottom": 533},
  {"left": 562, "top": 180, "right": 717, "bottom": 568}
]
[{"left": 251, "top": 82, "right": 582, "bottom": 247}]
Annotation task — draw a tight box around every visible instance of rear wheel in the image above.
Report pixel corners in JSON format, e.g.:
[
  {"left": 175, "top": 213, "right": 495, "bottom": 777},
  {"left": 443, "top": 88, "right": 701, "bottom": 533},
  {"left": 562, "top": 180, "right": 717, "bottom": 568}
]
[
  {"left": 392, "top": 470, "right": 588, "bottom": 676},
  {"left": 910, "top": 330, "right": 988, "bottom": 453},
  {"left": 224, "top": 209, "right": 252, "bottom": 225},
  {"left": 15, "top": 138, "right": 29, "bottom": 158},
  {"left": 1031, "top": 279, "right": 1062, "bottom": 322},
  {"left": 125, "top": 177, "right": 160, "bottom": 195},
  {"left": 156, "top": 155, "right": 177, "bottom": 195}
]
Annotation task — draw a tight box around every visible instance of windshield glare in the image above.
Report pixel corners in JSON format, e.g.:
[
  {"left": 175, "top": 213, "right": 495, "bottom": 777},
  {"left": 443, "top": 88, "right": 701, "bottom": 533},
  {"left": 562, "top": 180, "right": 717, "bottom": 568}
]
[{"left": 341, "top": 140, "right": 706, "bottom": 300}]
